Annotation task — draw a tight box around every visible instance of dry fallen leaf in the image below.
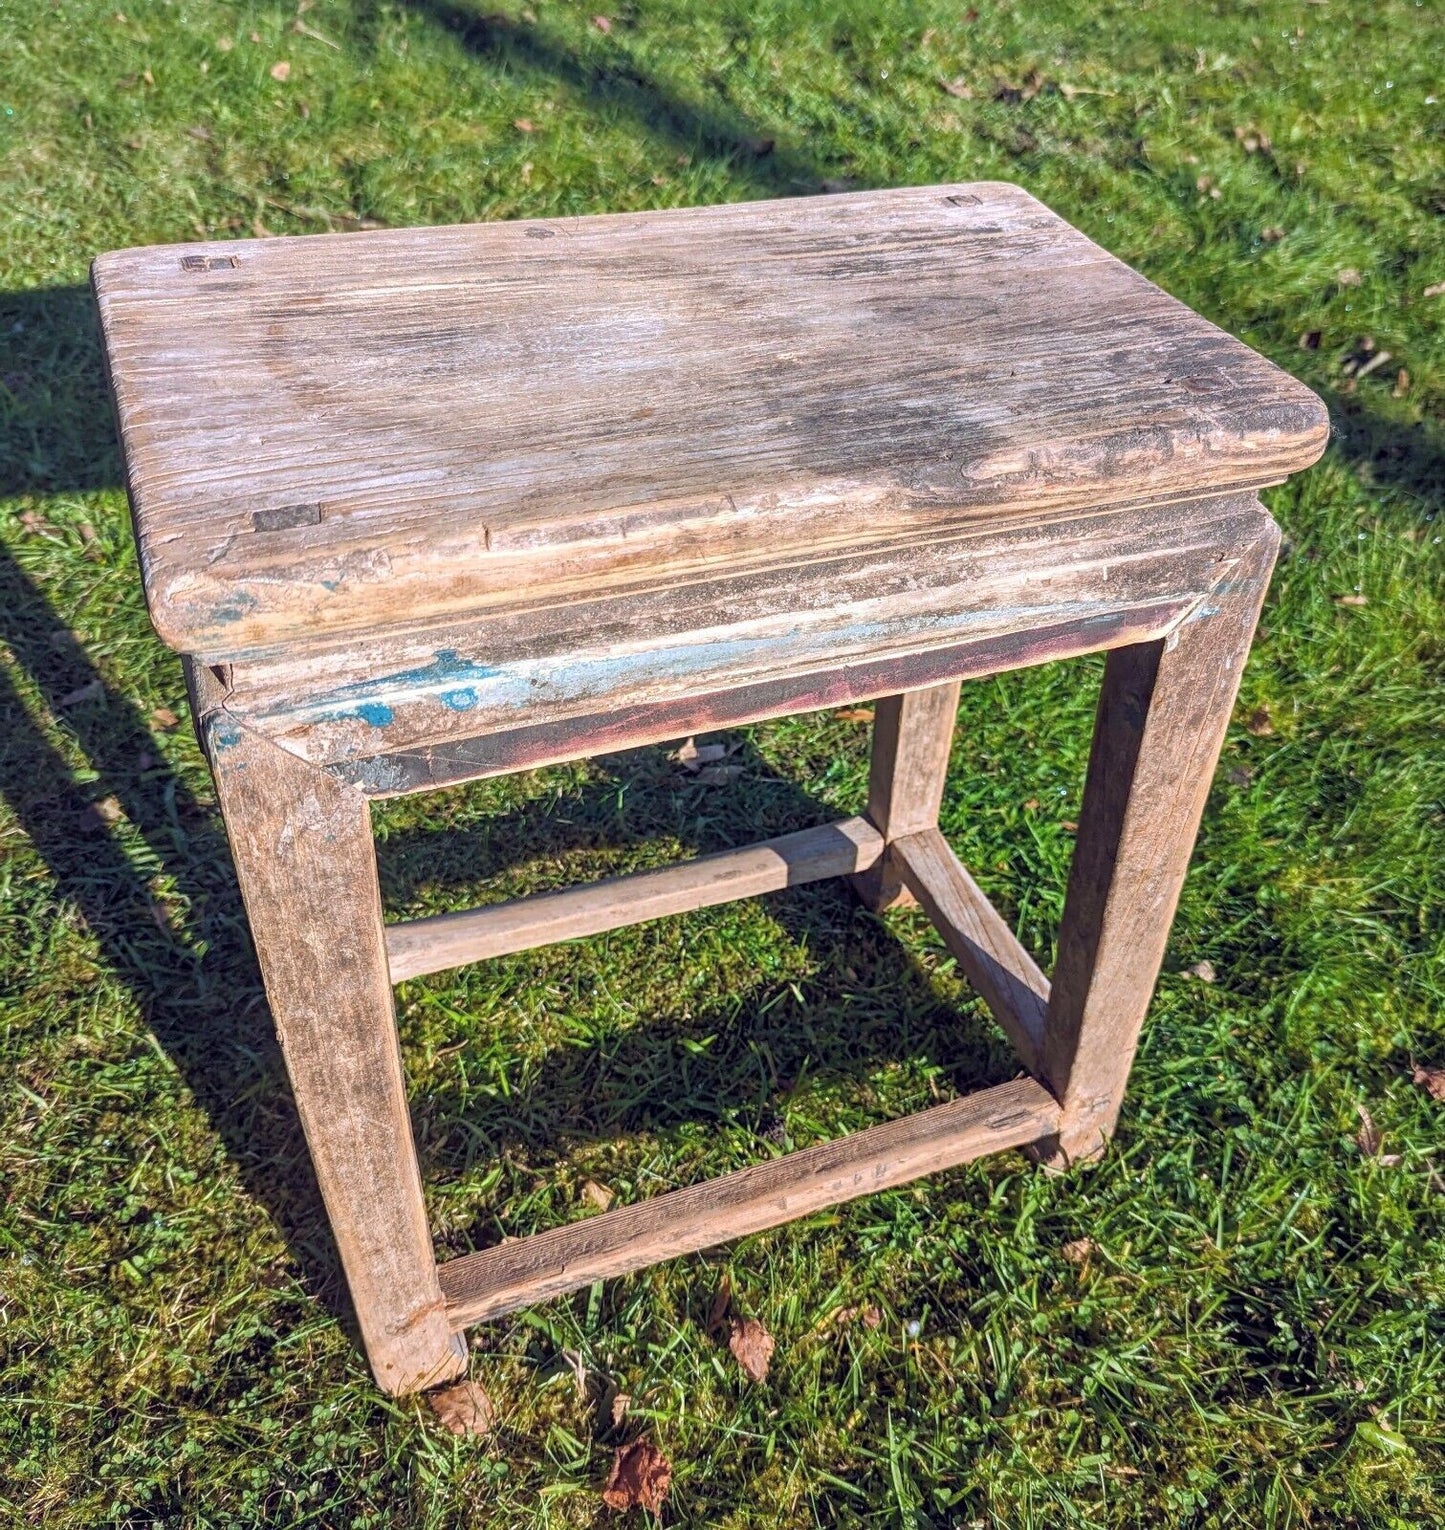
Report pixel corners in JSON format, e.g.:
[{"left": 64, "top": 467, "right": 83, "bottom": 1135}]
[
  {"left": 18, "top": 510, "right": 55, "bottom": 535},
  {"left": 1355, "top": 1105, "right": 1403, "bottom": 1166},
  {"left": 672, "top": 737, "right": 731, "bottom": 771},
  {"left": 728, "top": 1316, "right": 775, "bottom": 1383},
  {"left": 1335, "top": 593, "right": 1368, "bottom": 607},
  {"left": 601, "top": 1439, "right": 671, "bottom": 1512},
  {"left": 591, "top": 13, "right": 612, "bottom": 31},
  {"left": 428, "top": 1379, "right": 496, "bottom": 1437},
  {"left": 609, "top": 1390, "right": 631, "bottom": 1429},
  {"left": 1393, "top": 368, "right": 1410, "bottom": 398},
  {"left": 1336, "top": 268, "right": 1362, "bottom": 287},
  {"left": 1022, "top": 796, "right": 1040, "bottom": 811},
  {"left": 151, "top": 705, "right": 181, "bottom": 730},
  {"left": 581, "top": 1178, "right": 614, "bottom": 1212},
  {"left": 1424, "top": 281, "right": 1445, "bottom": 299},
  {"left": 513, "top": 117, "right": 534, "bottom": 133},
  {"left": 833, "top": 707, "right": 875, "bottom": 723},
  {"left": 1261, "top": 225, "right": 1286, "bottom": 243},
  {"left": 1411, "top": 1065, "right": 1445, "bottom": 1102},
  {"left": 1061, "top": 1237, "right": 1097, "bottom": 1264},
  {"left": 1245, "top": 705, "right": 1274, "bottom": 737},
  {"left": 269, "top": 60, "right": 291, "bottom": 81},
  {"left": 938, "top": 75, "right": 973, "bottom": 98},
  {"left": 1189, "top": 960, "right": 1217, "bottom": 984}
]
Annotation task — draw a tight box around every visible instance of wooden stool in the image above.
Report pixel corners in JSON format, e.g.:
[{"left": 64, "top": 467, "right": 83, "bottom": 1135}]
[{"left": 93, "top": 183, "right": 1326, "bottom": 1395}]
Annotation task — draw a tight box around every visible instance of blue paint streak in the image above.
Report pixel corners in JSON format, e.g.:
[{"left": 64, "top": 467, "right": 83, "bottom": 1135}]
[
  {"left": 210, "top": 718, "right": 243, "bottom": 750},
  {"left": 350, "top": 702, "right": 395, "bottom": 727},
  {"left": 440, "top": 687, "right": 479, "bottom": 711}
]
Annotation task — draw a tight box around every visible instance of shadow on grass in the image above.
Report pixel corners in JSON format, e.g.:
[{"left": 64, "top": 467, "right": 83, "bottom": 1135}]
[
  {"left": 375, "top": 743, "right": 1022, "bottom": 1249},
  {"left": 391, "top": 1, "right": 837, "bottom": 198},
  {"left": 0, "top": 541, "right": 352, "bottom": 1325}
]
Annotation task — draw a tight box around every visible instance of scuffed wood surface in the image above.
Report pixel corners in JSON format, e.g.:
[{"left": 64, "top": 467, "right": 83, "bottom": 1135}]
[
  {"left": 1041, "top": 519, "right": 1281, "bottom": 1162},
  {"left": 201, "top": 709, "right": 466, "bottom": 1394},
  {"left": 438, "top": 1076, "right": 1060, "bottom": 1327},
  {"left": 93, "top": 183, "right": 1327, "bottom": 659},
  {"left": 220, "top": 491, "right": 1269, "bottom": 771},
  {"left": 385, "top": 816, "right": 883, "bottom": 982}
]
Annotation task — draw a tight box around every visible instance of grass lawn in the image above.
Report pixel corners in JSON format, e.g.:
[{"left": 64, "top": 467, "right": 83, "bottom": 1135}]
[{"left": 2, "top": 0, "right": 1443, "bottom": 1522}]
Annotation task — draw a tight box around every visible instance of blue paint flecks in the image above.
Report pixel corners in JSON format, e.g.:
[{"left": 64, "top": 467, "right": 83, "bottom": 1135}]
[
  {"left": 210, "top": 718, "right": 243, "bottom": 750},
  {"left": 314, "top": 649, "right": 500, "bottom": 727}
]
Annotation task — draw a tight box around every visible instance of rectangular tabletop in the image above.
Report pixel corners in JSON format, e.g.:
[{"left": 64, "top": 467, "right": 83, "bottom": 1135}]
[{"left": 93, "top": 183, "right": 1326, "bottom": 661}]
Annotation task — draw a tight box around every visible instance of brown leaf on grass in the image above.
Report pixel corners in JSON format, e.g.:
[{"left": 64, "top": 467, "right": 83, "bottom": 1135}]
[
  {"left": 591, "top": 13, "right": 612, "bottom": 31},
  {"left": 513, "top": 117, "right": 535, "bottom": 133},
  {"left": 1061, "top": 1237, "right": 1097, "bottom": 1264},
  {"left": 609, "top": 1390, "right": 631, "bottom": 1429},
  {"left": 728, "top": 1316, "right": 776, "bottom": 1383},
  {"left": 1299, "top": 330, "right": 1321, "bottom": 350},
  {"left": 601, "top": 1439, "right": 671, "bottom": 1512},
  {"left": 1233, "top": 124, "right": 1272, "bottom": 154},
  {"left": 1355, "top": 1105, "right": 1403, "bottom": 1166},
  {"left": 1335, "top": 593, "right": 1368, "bottom": 607},
  {"left": 216, "top": 35, "right": 233, "bottom": 50},
  {"left": 77, "top": 796, "right": 123, "bottom": 833},
  {"left": 428, "top": 1379, "right": 496, "bottom": 1437},
  {"left": 938, "top": 75, "right": 973, "bottom": 98},
  {"left": 1424, "top": 281, "right": 1445, "bottom": 299},
  {"left": 1188, "top": 960, "right": 1217, "bottom": 983},
  {"left": 833, "top": 707, "right": 875, "bottom": 723},
  {"left": 18, "top": 510, "right": 55, "bottom": 535},
  {"left": 1245, "top": 705, "right": 1274, "bottom": 736},
  {"left": 1261, "top": 225, "right": 1286, "bottom": 243},
  {"left": 150, "top": 705, "right": 181, "bottom": 731},
  {"left": 671, "top": 737, "right": 733, "bottom": 771},
  {"left": 1393, "top": 368, "right": 1410, "bottom": 398},
  {"left": 1411, "top": 1066, "right": 1445, "bottom": 1102},
  {"left": 1336, "top": 268, "right": 1362, "bottom": 287},
  {"left": 269, "top": 60, "right": 291, "bottom": 81},
  {"left": 581, "top": 1178, "right": 614, "bottom": 1212},
  {"left": 1022, "top": 796, "right": 1040, "bottom": 810},
  {"left": 705, "top": 1272, "right": 732, "bottom": 1337}
]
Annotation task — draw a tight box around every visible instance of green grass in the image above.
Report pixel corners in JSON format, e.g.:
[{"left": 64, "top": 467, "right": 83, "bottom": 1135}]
[{"left": 2, "top": 0, "right": 1443, "bottom": 1523}]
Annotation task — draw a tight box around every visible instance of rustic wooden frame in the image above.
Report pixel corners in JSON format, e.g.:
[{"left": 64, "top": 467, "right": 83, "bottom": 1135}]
[{"left": 183, "top": 513, "right": 1280, "bottom": 1395}]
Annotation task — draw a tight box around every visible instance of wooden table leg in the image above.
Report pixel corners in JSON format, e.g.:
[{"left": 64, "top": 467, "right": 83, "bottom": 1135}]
[
  {"left": 854, "top": 680, "right": 963, "bottom": 910},
  {"left": 1040, "top": 517, "right": 1282, "bottom": 1164},
  {"left": 198, "top": 687, "right": 466, "bottom": 1394}
]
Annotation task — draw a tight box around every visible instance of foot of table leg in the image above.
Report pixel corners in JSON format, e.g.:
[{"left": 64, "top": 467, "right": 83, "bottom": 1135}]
[
  {"left": 203, "top": 704, "right": 465, "bottom": 1394},
  {"left": 1039, "top": 518, "right": 1281, "bottom": 1166}
]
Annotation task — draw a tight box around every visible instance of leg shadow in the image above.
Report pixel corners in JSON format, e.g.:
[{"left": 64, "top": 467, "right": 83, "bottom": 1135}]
[{"left": 0, "top": 543, "right": 349, "bottom": 1315}]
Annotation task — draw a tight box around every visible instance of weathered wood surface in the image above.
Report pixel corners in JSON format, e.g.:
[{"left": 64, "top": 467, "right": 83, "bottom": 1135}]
[
  {"left": 1041, "top": 519, "right": 1281, "bottom": 1163},
  {"left": 386, "top": 816, "right": 883, "bottom": 982},
  {"left": 93, "top": 183, "right": 1327, "bottom": 660},
  {"left": 438, "top": 1076, "right": 1060, "bottom": 1327},
  {"left": 223, "top": 491, "right": 1267, "bottom": 773},
  {"left": 198, "top": 690, "right": 465, "bottom": 1394},
  {"left": 892, "top": 828, "right": 1050, "bottom": 1075},
  {"left": 853, "top": 681, "right": 961, "bottom": 910}
]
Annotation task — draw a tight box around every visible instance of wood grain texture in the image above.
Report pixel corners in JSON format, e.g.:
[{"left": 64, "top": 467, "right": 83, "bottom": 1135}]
[
  {"left": 437, "top": 1076, "right": 1060, "bottom": 1327},
  {"left": 892, "top": 828, "right": 1050, "bottom": 1075},
  {"left": 200, "top": 708, "right": 465, "bottom": 1394},
  {"left": 854, "top": 681, "right": 961, "bottom": 910},
  {"left": 92, "top": 183, "right": 1327, "bottom": 659},
  {"left": 1041, "top": 517, "right": 1282, "bottom": 1163},
  {"left": 222, "top": 491, "right": 1270, "bottom": 771},
  {"left": 385, "top": 816, "right": 883, "bottom": 982}
]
